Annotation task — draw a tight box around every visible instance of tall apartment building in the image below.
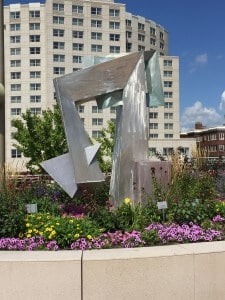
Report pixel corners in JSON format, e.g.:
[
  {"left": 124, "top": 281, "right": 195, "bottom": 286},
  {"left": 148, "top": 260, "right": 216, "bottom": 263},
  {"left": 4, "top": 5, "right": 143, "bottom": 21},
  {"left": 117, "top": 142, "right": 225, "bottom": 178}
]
[{"left": 3, "top": 0, "right": 193, "bottom": 170}]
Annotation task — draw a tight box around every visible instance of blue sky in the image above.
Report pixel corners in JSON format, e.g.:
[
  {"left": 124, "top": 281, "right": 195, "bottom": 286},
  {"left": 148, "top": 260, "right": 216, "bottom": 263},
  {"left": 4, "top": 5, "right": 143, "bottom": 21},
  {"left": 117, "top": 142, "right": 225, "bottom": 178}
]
[{"left": 3, "top": 0, "right": 225, "bottom": 130}]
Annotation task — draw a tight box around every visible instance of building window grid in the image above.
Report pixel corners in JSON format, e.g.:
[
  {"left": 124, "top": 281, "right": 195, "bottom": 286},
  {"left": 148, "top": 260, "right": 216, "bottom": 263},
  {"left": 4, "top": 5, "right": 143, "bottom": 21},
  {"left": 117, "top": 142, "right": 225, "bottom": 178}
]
[
  {"left": 10, "top": 48, "right": 21, "bottom": 55},
  {"left": 109, "top": 21, "right": 120, "bottom": 29},
  {"left": 109, "top": 9, "right": 120, "bottom": 17},
  {"left": 53, "top": 3, "right": 64, "bottom": 12},
  {"left": 219, "top": 132, "right": 225, "bottom": 140},
  {"left": 92, "top": 118, "right": 103, "bottom": 126},
  {"left": 91, "top": 44, "right": 102, "bottom": 52},
  {"left": 30, "top": 107, "right": 42, "bottom": 115},
  {"left": 10, "top": 60, "right": 21, "bottom": 67},
  {"left": 73, "top": 43, "right": 84, "bottom": 51},
  {"left": 29, "top": 23, "right": 40, "bottom": 30},
  {"left": 53, "top": 16, "right": 64, "bottom": 24},
  {"left": 109, "top": 34, "right": 120, "bottom": 41},
  {"left": 164, "top": 123, "right": 173, "bottom": 130},
  {"left": 149, "top": 112, "right": 158, "bottom": 119},
  {"left": 149, "top": 123, "right": 158, "bottom": 129},
  {"left": 92, "top": 130, "right": 102, "bottom": 138},
  {"left": 10, "top": 24, "right": 20, "bottom": 31},
  {"left": 91, "top": 7, "right": 102, "bottom": 16},
  {"left": 53, "top": 67, "right": 65, "bottom": 75},
  {"left": 164, "top": 112, "right": 173, "bottom": 119},
  {"left": 92, "top": 106, "right": 102, "bottom": 113},
  {"left": 110, "top": 46, "right": 120, "bottom": 53},
  {"left": 30, "top": 95, "right": 41, "bottom": 103},
  {"left": 164, "top": 91, "right": 173, "bottom": 98},
  {"left": 73, "top": 56, "right": 82, "bottom": 63},
  {"left": 30, "top": 59, "right": 41, "bottom": 66},
  {"left": 10, "top": 36, "right": 21, "bottom": 43},
  {"left": 11, "top": 96, "right": 21, "bottom": 103},
  {"left": 53, "top": 54, "right": 65, "bottom": 62},
  {"left": 72, "top": 5, "right": 83, "bottom": 14},
  {"left": 164, "top": 81, "right": 173, "bottom": 88},
  {"left": 29, "top": 35, "right": 40, "bottom": 42},
  {"left": 11, "top": 149, "right": 22, "bottom": 158},
  {"left": 30, "top": 83, "right": 41, "bottom": 90},
  {"left": 91, "top": 20, "right": 102, "bottom": 28},
  {"left": 11, "top": 108, "right": 21, "bottom": 115},
  {"left": 91, "top": 32, "right": 102, "bottom": 40},
  {"left": 29, "top": 11, "right": 40, "bottom": 18},
  {"left": 53, "top": 29, "right": 64, "bottom": 37},
  {"left": 72, "top": 31, "right": 84, "bottom": 38},
  {"left": 72, "top": 18, "right": 84, "bottom": 26},
  {"left": 30, "top": 47, "right": 41, "bottom": 54},
  {"left": 53, "top": 42, "right": 65, "bottom": 49},
  {"left": 11, "top": 84, "right": 21, "bottom": 91}
]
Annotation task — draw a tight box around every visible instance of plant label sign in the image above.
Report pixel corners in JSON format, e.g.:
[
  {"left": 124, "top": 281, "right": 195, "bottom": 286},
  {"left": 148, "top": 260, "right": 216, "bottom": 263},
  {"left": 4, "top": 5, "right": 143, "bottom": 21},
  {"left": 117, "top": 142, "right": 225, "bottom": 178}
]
[{"left": 157, "top": 201, "right": 168, "bottom": 210}]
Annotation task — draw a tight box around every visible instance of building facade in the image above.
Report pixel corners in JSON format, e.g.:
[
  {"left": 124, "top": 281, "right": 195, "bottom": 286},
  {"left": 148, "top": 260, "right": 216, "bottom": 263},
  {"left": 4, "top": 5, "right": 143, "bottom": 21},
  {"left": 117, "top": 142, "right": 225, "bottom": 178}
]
[
  {"left": 3, "top": 0, "right": 190, "bottom": 170},
  {"left": 181, "top": 122, "right": 225, "bottom": 158}
]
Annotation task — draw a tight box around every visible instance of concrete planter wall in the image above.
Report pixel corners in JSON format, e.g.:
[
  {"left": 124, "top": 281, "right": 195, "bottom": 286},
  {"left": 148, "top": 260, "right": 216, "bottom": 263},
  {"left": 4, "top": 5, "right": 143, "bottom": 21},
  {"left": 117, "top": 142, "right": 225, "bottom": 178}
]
[{"left": 1, "top": 241, "right": 225, "bottom": 300}]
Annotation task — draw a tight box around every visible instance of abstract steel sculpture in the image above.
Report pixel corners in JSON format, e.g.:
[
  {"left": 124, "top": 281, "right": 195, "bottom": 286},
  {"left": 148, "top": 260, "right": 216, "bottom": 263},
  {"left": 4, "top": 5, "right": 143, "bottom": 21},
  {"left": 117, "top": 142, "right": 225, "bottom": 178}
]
[{"left": 41, "top": 50, "right": 164, "bottom": 206}]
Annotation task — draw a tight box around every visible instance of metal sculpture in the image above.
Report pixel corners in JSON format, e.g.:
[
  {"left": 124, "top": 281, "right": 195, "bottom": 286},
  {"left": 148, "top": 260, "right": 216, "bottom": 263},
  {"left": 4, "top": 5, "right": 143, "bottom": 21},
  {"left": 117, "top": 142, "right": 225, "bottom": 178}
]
[{"left": 41, "top": 50, "right": 164, "bottom": 205}]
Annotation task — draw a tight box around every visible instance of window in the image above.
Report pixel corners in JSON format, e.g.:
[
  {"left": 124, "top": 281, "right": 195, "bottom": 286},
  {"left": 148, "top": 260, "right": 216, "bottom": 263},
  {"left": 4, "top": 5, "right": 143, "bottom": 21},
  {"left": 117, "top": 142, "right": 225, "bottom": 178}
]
[
  {"left": 109, "top": 34, "right": 120, "bottom": 41},
  {"left": 164, "top": 102, "right": 173, "bottom": 109},
  {"left": 11, "top": 84, "right": 21, "bottom": 91},
  {"left": 73, "top": 56, "right": 82, "bottom": 63},
  {"left": 219, "top": 145, "right": 225, "bottom": 151},
  {"left": 30, "top": 59, "right": 41, "bottom": 66},
  {"left": 164, "top": 133, "right": 173, "bottom": 139},
  {"left": 10, "top": 11, "right": 20, "bottom": 19},
  {"left": 11, "top": 108, "right": 21, "bottom": 115},
  {"left": 73, "top": 68, "right": 82, "bottom": 72},
  {"left": 110, "top": 107, "right": 117, "bottom": 113},
  {"left": 72, "top": 5, "right": 83, "bottom": 14},
  {"left": 72, "top": 18, "right": 83, "bottom": 26},
  {"left": 91, "top": 32, "right": 102, "bottom": 40},
  {"left": 160, "top": 43, "right": 164, "bottom": 50},
  {"left": 160, "top": 32, "right": 164, "bottom": 40},
  {"left": 150, "top": 38, "right": 156, "bottom": 45},
  {"left": 11, "top": 96, "right": 21, "bottom": 103},
  {"left": 53, "top": 16, "right": 64, "bottom": 24},
  {"left": 53, "top": 67, "right": 65, "bottom": 75},
  {"left": 164, "top": 60, "right": 172, "bottom": 67},
  {"left": 72, "top": 31, "right": 84, "bottom": 38},
  {"left": 30, "top": 95, "right": 41, "bottom": 103},
  {"left": 164, "top": 70, "right": 173, "bottom": 77},
  {"left": 11, "top": 149, "right": 22, "bottom": 158},
  {"left": 91, "top": 45, "right": 102, "bottom": 52},
  {"left": 30, "top": 71, "right": 41, "bottom": 78},
  {"left": 91, "top": 20, "right": 102, "bottom": 28},
  {"left": 10, "top": 24, "right": 20, "bottom": 31},
  {"left": 29, "top": 23, "right": 40, "bottom": 30},
  {"left": 164, "top": 123, "right": 173, "bottom": 130},
  {"left": 92, "top": 118, "right": 103, "bottom": 125},
  {"left": 109, "top": 21, "right": 120, "bottom": 29},
  {"left": 73, "top": 43, "right": 84, "bottom": 51},
  {"left": 150, "top": 27, "right": 156, "bottom": 36},
  {"left": 164, "top": 91, "right": 173, "bottom": 98},
  {"left": 30, "top": 107, "right": 41, "bottom": 114},
  {"left": 126, "top": 43, "right": 132, "bottom": 52},
  {"left": 163, "top": 147, "right": 174, "bottom": 155},
  {"left": 77, "top": 105, "right": 84, "bottom": 113},
  {"left": 11, "top": 72, "right": 21, "bottom": 79},
  {"left": 53, "top": 42, "right": 65, "bottom": 49},
  {"left": 29, "top": 11, "right": 40, "bottom": 18},
  {"left": 149, "top": 112, "right": 158, "bottom": 119},
  {"left": 164, "top": 112, "right": 173, "bottom": 119},
  {"left": 92, "top": 130, "right": 102, "bottom": 138},
  {"left": 126, "top": 19, "right": 132, "bottom": 27},
  {"left": 109, "top": 9, "right": 120, "bottom": 17},
  {"left": 10, "top": 36, "right": 20, "bottom": 43},
  {"left": 10, "top": 48, "right": 21, "bottom": 55},
  {"left": 53, "top": 54, "right": 65, "bottom": 62},
  {"left": 164, "top": 81, "right": 172, "bottom": 88},
  {"left": 138, "top": 23, "right": 145, "bottom": 31},
  {"left": 149, "top": 123, "right": 158, "bottom": 129},
  {"left": 138, "top": 45, "right": 145, "bottom": 51},
  {"left": 149, "top": 134, "right": 158, "bottom": 139},
  {"left": 219, "top": 132, "right": 225, "bottom": 140},
  {"left": 30, "top": 35, "right": 40, "bottom": 42},
  {"left": 53, "top": 29, "right": 64, "bottom": 37},
  {"left": 10, "top": 60, "right": 21, "bottom": 67},
  {"left": 92, "top": 106, "right": 102, "bottom": 113},
  {"left": 149, "top": 147, "right": 157, "bottom": 155},
  {"left": 53, "top": 3, "right": 64, "bottom": 11},
  {"left": 138, "top": 34, "right": 145, "bottom": 42},
  {"left": 30, "top": 47, "right": 40, "bottom": 54},
  {"left": 126, "top": 31, "right": 132, "bottom": 38},
  {"left": 30, "top": 83, "right": 41, "bottom": 90},
  {"left": 91, "top": 7, "right": 102, "bottom": 15},
  {"left": 110, "top": 46, "right": 120, "bottom": 53}
]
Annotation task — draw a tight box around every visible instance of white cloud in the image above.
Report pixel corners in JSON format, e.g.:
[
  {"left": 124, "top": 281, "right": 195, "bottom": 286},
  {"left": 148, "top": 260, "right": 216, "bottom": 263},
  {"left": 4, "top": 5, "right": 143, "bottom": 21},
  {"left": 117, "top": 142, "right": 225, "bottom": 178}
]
[
  {"left": 195, "top": 53, "right": 208, "bottom": 65},
  {"left": 181, "top": 101, "right": 223, "bottom": 131},
  {"left": 189, "top": 53, "right": 208, "bottom": 73},
  {"left": 219, "top": 90, "right": 225, "bottom": 111}
]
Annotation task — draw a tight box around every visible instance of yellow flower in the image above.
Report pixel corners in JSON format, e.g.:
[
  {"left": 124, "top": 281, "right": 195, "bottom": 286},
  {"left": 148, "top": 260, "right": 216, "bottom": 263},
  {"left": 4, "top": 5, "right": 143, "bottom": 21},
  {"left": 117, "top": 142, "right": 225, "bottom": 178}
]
[
  {"left": 74, "top": 233, "right": 80, "bottom": 238},
  {"left": 26, "top": 233, "right": 31, "bottom": 238},
  {"left": 124, "top": 197, "right": 131, "bottom": 205},
  {"left": 27, "top": 229, "right": 32, "bottom": 234},
  {"left": 69, "top": 219, "right": 74, "bottom": 224},
  {"left": 26, "top": 223, "right": 31, "bottom": 227},
  {"left": 87, "top": 234, "right": 92, "bottom": 240}
]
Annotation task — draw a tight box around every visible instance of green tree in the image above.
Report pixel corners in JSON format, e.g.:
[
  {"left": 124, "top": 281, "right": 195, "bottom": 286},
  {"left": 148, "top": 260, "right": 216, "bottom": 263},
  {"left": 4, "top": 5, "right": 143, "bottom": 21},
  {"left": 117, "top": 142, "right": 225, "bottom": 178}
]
[
  {"left": 12, "top": 104, "right": 68, "bottom": 173},
  {"left": 95, "top": 120, "right": 115, "bottom": 173}
]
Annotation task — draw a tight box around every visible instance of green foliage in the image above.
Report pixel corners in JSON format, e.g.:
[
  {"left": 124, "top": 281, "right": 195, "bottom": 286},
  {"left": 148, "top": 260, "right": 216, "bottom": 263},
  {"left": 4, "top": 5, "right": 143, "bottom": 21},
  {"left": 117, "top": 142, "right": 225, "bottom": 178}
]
[
  {"left": 11, "top": 104, "right": 68, "bottom": 173},
  {"left": 95, "top": 120, "right": 115, "bottom": 173},
  {"left": 140, "top": 229, "right": 161, "bottom": 246}
]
